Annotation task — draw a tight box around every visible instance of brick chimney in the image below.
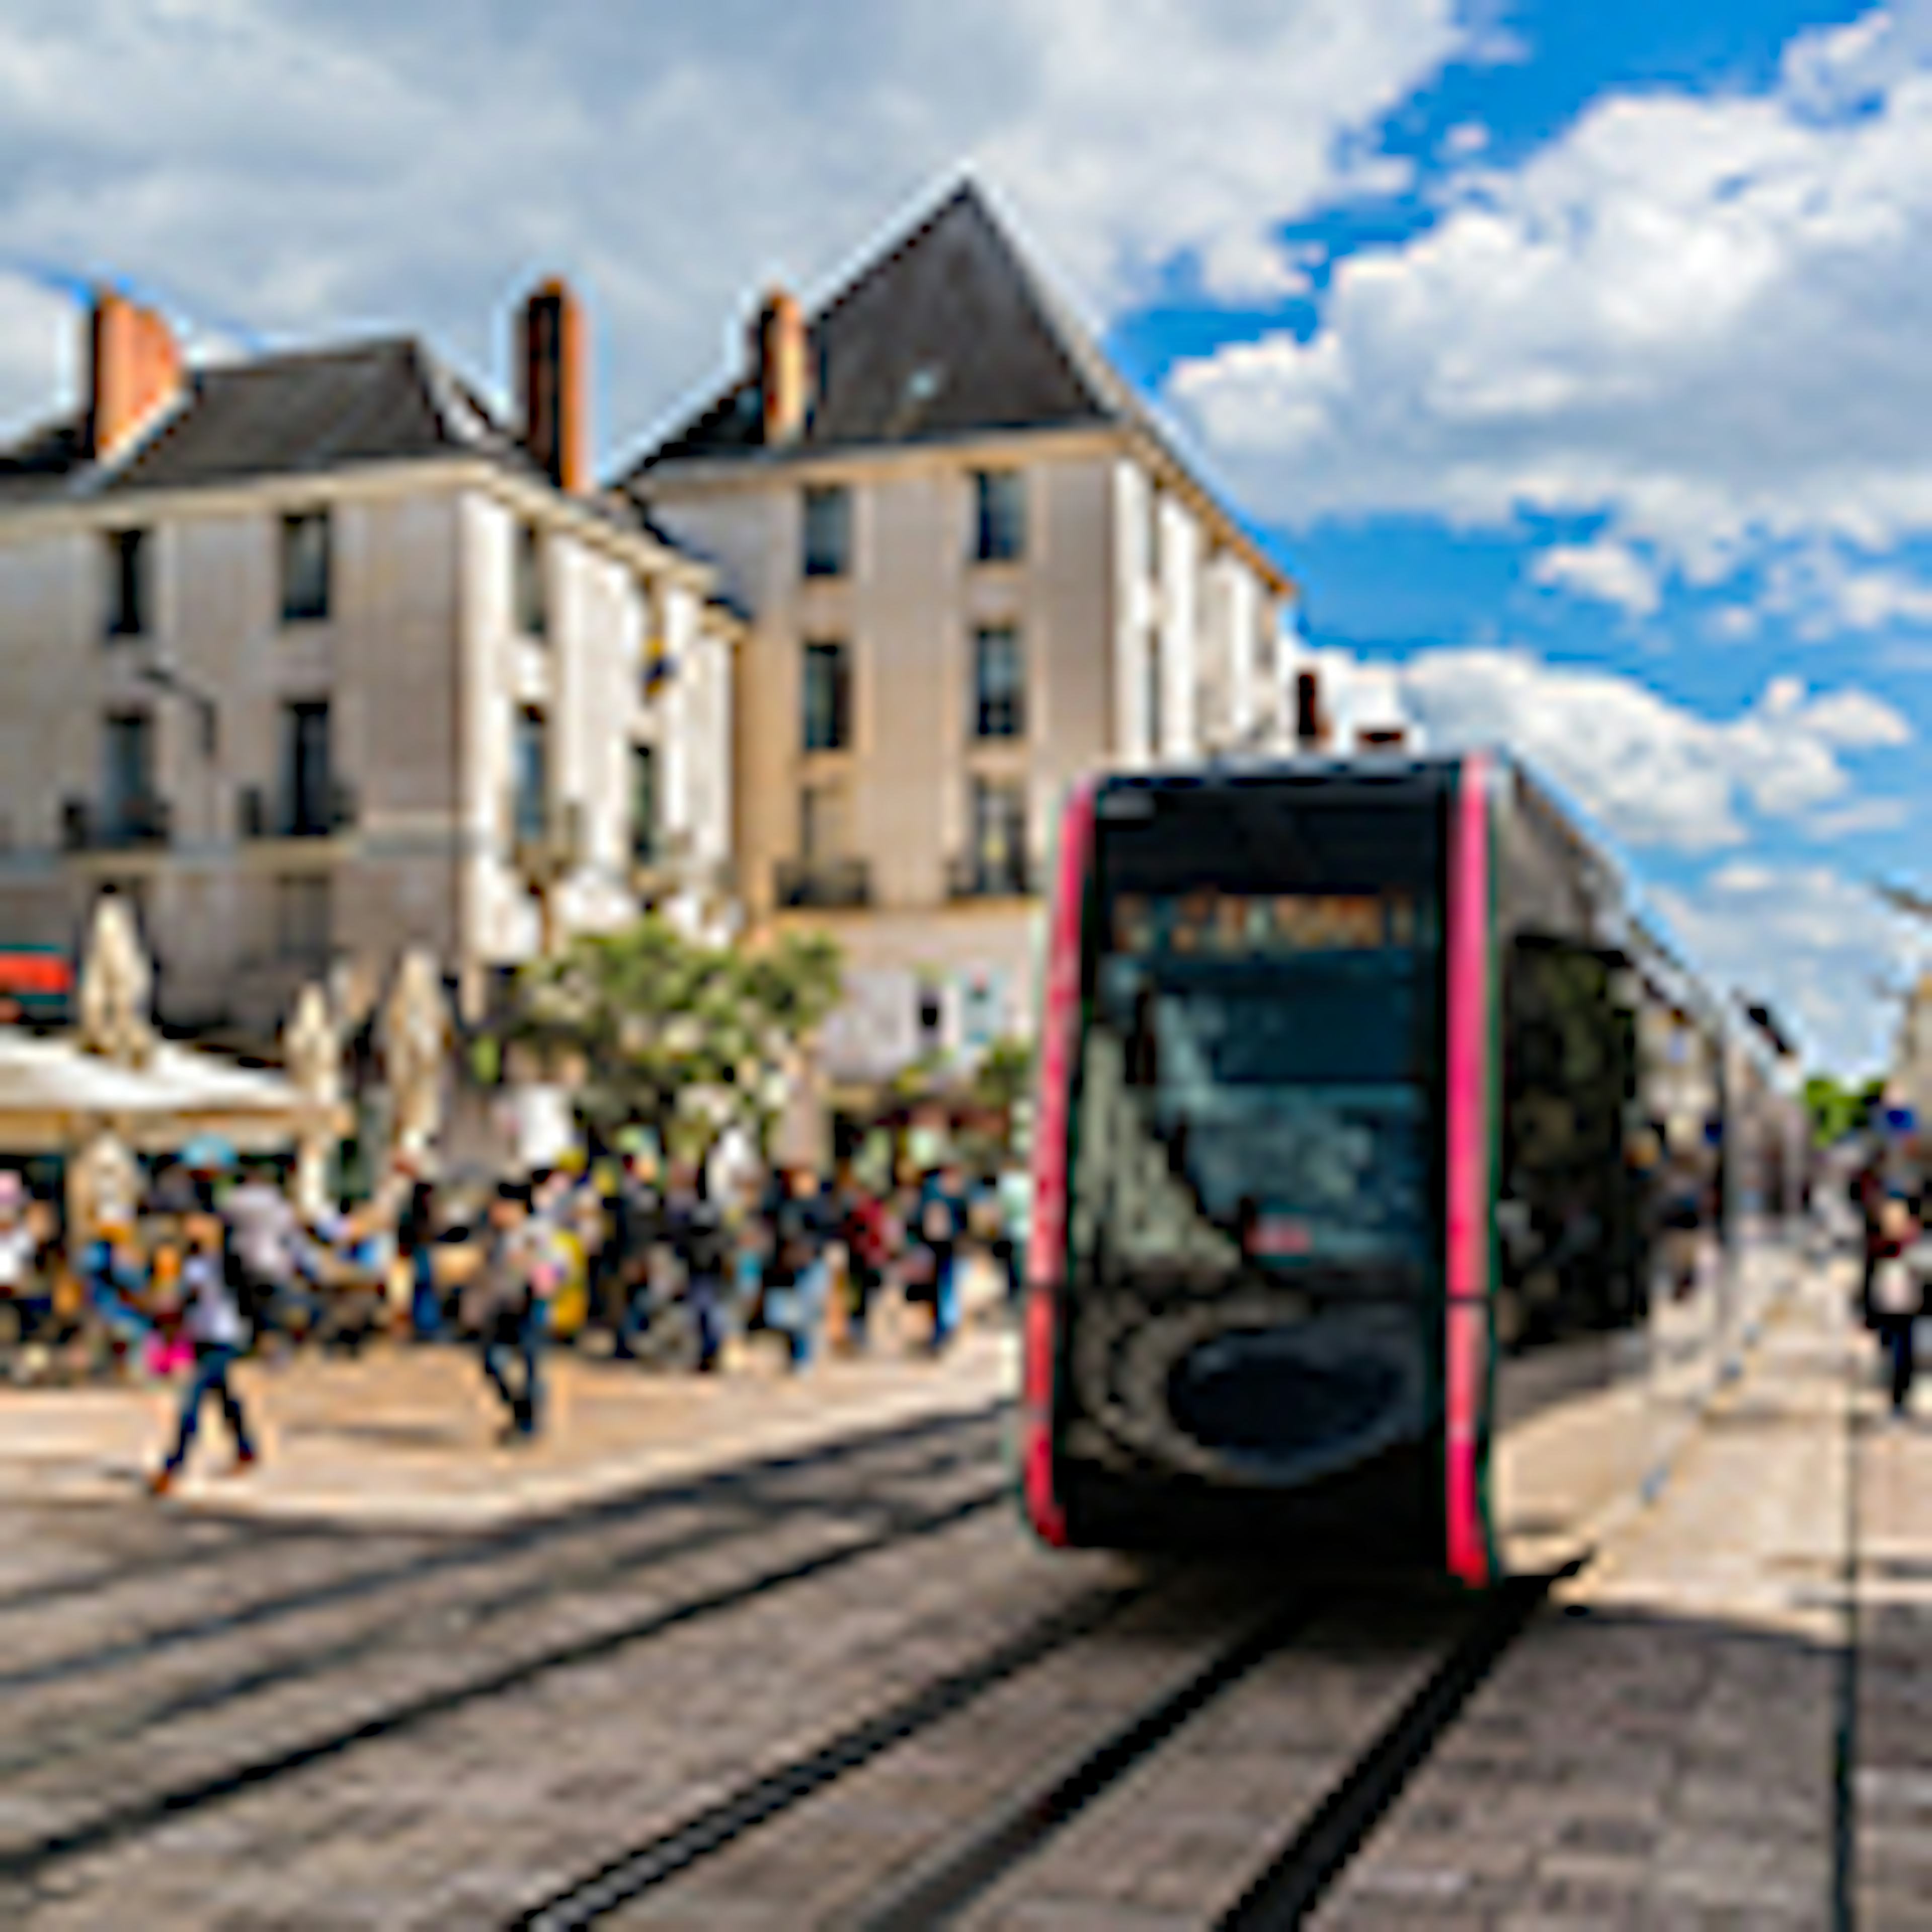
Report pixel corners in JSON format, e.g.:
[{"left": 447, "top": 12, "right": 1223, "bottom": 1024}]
[
  {"left": 87, "top": 290, "right": 184, "bottom": 463},
  {"left": 754, "top": 288, "right": 808, "bottom": 446},
  {"left": 1294, "top": 669, "right": 1327, "bottom": 749},
  {"left": 519, "top": 279, "right": 588, "bottom": 493}
]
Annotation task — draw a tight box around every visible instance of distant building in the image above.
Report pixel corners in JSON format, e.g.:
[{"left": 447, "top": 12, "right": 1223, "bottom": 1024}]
[
  {"left": 0, "top": 284, "right": 736, "bottom": 1042},
  {"left": 1896, "top": 971, "right": 1932, "bottom": 1130},
  {"left": 626, "top": 181, "right": 1299, "bottom": 1086}
]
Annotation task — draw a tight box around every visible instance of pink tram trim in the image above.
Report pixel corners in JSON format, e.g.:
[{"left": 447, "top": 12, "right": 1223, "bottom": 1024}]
[
  {"left": 1020, "top": 778, "right": 1098, "bottom": 1547},
  {"left": 1444, "top": 755, "right": 1494, "bottom": 1587}
]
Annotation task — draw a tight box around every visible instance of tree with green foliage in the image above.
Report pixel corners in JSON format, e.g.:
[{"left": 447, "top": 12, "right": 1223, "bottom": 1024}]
[
  {"left": 1803, "top": 1072, "right": 1888, "bottom": 1147},
  {"left": 970, "top": 1034, "right": 1035, "bottom": 1114},
  {"left": 499, "top": 916, "right": 843, "bottom": 1159}
]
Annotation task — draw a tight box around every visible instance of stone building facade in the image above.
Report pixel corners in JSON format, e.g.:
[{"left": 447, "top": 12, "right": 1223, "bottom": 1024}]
[
  {"left": 628, "top": 183, "right": 1300, "bottom": 1085},
  {"left": 0, "top": 285, "right": 736, "bottom": 1043}
]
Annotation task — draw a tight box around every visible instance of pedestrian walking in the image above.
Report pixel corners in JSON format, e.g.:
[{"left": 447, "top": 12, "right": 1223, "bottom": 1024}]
[
  {"left": 223, "top": 1163, "right": 316, "bottom": 1345},
  {"left": 463, "top": 1182, "right": 551, "bottom": 1442},
  {"left": 664, "top": 1160, "right": 728, "bottom": 1373},
  {"left": 78, "top": 1208, "right": 151, "bottom": 1369},
  {"left": 995, "top": 1162, "right": 1031, "bottom": 1304},
  {"left": 918, "top": 1163, "right": 971, "bottom": 1352},
  {"left": 148, "top": 1211, "right": 258, "bottom": 1494},
  {"left": 1873, "top": 1196, "right": 1926, "bottom": 1417},
  {"left": 765, "top": 1165, "right": 831, "bottom": 1372},
  {"left": 838, "top": 1169, "right": 891, "bottom": 1352},
  {"left": 0, "top": 1171, "right": 51, "bottom": 1358},
  {"left": 394, "top": 1163, "right": 442, "bottom": 1341},
  {"left": 606, "top": 1152, "right": 661, "bottom": 1359}
]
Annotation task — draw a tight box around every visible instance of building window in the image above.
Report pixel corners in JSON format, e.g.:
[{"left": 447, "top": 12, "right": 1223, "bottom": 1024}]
[
  {"left": 514, "top": 522, "right": 547, "bottom": 638},
  {"left": 281, "top": 700, "right": 333, "bottom": 836},
  {"left": 104, "top": 529, "right": 147, "bottom": 639},
  {"left": 916, "top": 985, "right": 943, "bottom": 1044},
  {"left": 1145, "top": 635, "right": 1163, "bottom": 758},
  {"left": 973, "top": 625, "right": 1024, "bottom": 739},
  {"left": 513, "top": 706, "right": 548, "bottom": 845},
  {"left": 972, "top": 469, "right": 1025, "bottom": 564},
  {"left": 102, "top": 711, "right": 154, "bottom": 834},
  {"left": 630, "top": 744, "right": 657, "bottom": 864},
  {"left": 275, "top": 874, "right": 331, "bottom": 964},
  {"left": 970, "top": 775, "right": 1027, "bottom": 893},
  {"left": 801, "top": 639, "right": 851, "bottom": 752},
  {"left": 799, "top": 780, "right": 849, "bottom": 862},
  {"left": 801, "top": 484, "right": 850, "bottom": 579},
  {"left": 280, "top": 510, "right": 331, "bottom": 623}
]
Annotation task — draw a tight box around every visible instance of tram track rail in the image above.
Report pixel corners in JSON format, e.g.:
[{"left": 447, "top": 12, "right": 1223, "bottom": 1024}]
[
  {"left": 0, "top": 1434, "right": 1016, "bottom": 1885},
  {"left": 1215, "top": 1573, "right": 1557, "bottom": 1929},
  {"left": 844, "top": 1591, "right": 1325, "bottom": 1932},
  {"left": 0, "top": 1443, "right": 1002, "bottom": 1784},
  {"left": 0, "top": 1505, "right": 324, "bottom": 1618},
  {"left": 0, "top": 1400, "right": 1006, "bottom": 1694},
  {"left": 500, "top": 1572, "right": 1564, "bottom": 1930},
  {"left": 512, "top": 1579, "right": 1167, "bottom": 1932}
]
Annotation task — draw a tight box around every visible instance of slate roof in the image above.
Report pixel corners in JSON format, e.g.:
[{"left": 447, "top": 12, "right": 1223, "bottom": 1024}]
[
  {"left": 0, "top": 332, "right": 698, "bottom": 567},
  {"left": 0, "top": 413, "right": 89, "bottom": 509},
  {"left": 632, "top": 181, "right": 1143, "bottom": 472},
  {"left": 0, "top": 334, "right": 615, "bottom": 512}
]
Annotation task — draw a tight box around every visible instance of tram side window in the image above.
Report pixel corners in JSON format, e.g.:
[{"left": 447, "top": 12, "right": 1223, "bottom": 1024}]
[{"left": 1496, "top": 939, "right": 1645, "bottom": 1352}]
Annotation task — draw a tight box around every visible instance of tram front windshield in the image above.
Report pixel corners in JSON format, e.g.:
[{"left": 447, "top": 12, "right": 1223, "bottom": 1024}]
[{"left": 1078, "top": 785, "right": 1443, "bottom": 1287}]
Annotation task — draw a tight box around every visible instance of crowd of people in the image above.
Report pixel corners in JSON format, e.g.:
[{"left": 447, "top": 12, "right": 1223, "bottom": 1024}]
[{"left": 0, "top": 1140, "right": 1032, "bottom": 1484}]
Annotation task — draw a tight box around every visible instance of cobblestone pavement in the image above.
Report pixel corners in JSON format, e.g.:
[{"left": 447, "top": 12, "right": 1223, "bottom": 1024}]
[
  {"left": 0, "top": 1402, "right": 1040, "bottom": 1928},
  {"left": 8, "top": 1257, "right": 1927, "bottom": 1929},
  {"left": 1314, "top": 1267, "right": 1852, "bottom": 1931},
  {"left": 1855, "top": 1352, "right": 1932, "bottom": 1929}
]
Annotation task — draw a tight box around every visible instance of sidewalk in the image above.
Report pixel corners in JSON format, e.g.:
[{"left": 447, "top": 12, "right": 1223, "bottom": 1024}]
[
  {"left": 1319, "top": 1255, "right": 1861, "bottom": 1929},
  {"left": 1854, "top": 1314, "right": 1932, "bottom": 1927},
  {"left": 0, "top": 1306, "right": 1014, "bottom": 1532}
]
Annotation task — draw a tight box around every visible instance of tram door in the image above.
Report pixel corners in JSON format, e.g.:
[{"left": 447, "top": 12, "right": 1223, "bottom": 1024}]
[{"left": 1489, "top": 937, "right": 1652, "bottom": 1575}]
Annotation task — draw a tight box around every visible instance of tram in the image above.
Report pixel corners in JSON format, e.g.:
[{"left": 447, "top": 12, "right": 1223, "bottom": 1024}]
[{"left": 1018, "top": 754, "right": 1801, "bottom": 1585}]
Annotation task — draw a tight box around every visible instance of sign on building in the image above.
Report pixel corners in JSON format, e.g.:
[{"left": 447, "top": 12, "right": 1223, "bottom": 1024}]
[{"left": 0, "top": 946, "right": 72, "bottom": 1025}]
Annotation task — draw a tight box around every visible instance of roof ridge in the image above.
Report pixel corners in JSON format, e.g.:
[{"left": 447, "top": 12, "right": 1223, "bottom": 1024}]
[{"left": 196, "top": 332, "right": 422, "bottom": 377}]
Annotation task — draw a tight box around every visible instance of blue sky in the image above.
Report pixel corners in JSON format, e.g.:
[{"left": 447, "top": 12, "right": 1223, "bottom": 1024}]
[
  {"left": 1137, "top": 0, "right": 1932, "bottom": 1071},
  {"left": 0, "top": 0, "right": 1922, "bottom": 1067}
]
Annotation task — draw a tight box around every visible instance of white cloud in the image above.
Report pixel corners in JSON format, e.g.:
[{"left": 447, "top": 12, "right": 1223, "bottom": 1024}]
[
  {"left": 1286, "top": 638, "right": 1919, "bottom": 1065},
  {"left": 1758, "top": 543, "right": 1932, "bottom": 636},
  {"left": 0, "top": 0, "right": 1478, "bottom": 445},
  {"left": 1392, "top": 649, "right": 1909, "bottom": 851},
  {"left": 0, "top": 271, "right": 73, "bottom": 437},
  {"left": 1170, "top": 2, "right": 1932, "bottom": 597},
  {"left": 1810, "top": 795, "right": 1913, "bottom": 837},
  {"left": 1653, "top": 862, "right": 1924, "bottom": 1073},
  {"left": 1530, "top": 537, "right": 1660, "bottom": 616}
]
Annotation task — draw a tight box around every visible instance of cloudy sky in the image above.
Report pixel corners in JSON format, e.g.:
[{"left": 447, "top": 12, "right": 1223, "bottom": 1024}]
[{"left": 0, "top": 0, "right": 1925, "bottom": 1069}]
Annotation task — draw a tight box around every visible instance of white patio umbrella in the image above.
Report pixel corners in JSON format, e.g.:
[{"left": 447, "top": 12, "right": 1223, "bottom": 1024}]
[
  {"left": 0, "top": 1029, "right": 326, "bottom": 1156},
  {"left": 0, "top": 1032, "right": 165, "bottom": 1152}
]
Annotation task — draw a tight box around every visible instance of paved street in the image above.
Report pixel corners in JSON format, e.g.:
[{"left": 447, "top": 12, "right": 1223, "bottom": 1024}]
[{"left": 0, "top": 1257, "right": 1924, "bottom": 1928}]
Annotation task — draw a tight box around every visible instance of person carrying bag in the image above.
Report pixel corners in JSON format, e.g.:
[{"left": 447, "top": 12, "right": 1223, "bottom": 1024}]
[{"left": 1872, "top": 1196, "right": 1926, "bottom": 1419}]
